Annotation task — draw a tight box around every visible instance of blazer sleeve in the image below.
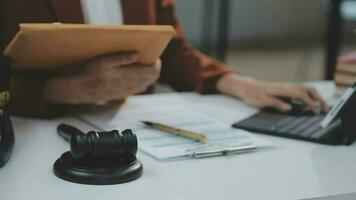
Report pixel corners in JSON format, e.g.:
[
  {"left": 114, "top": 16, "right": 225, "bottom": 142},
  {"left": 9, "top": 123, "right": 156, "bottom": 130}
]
[
  {"left": 0, "top": 0, "right": 77, "bottom": 118},
  {"left": 155, "top": 0, "right": 233, "bottom": 94}
]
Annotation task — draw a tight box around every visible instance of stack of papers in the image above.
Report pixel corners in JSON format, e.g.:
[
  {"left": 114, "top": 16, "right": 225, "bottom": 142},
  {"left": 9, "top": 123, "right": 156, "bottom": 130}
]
[{"left": 101, "top": 106, "right": 273, "bottom": 160}]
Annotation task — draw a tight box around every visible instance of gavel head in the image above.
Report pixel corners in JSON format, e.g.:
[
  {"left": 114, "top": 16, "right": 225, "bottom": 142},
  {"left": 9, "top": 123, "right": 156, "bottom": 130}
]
[
  {"left": 70, "top": 129, "right": 138, "bottom": 161},
  {"left": 54, "top": 127, "right": 143, "bottom": 185}
]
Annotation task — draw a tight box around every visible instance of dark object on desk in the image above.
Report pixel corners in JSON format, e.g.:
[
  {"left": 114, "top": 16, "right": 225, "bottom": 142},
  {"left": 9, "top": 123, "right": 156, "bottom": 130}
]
[
  {"left": 0, "top": 57, "right": 14, "bottom": 167},
  {"left": 57, "top": 123, "right": 85, "bottom": 142},
  {"left": 233, "top": 112, "right": 340, "bottom": 144},
  {"left": 263, "top": 97, "right": 315, "bottom": 116},
  {"left": 302, "top": 192, "right": 356, "bottom": 200},
  {"left": 0, "top": 112, "right": 14, "bottom": 167},
  {"left": 233, "top": 84, "right": 356, "bottom": 145},
  {"left": 340, "top": 89, "right": 356, "bottom": 143},
  {"left": 54, "top": 124, "right": 142, "bottom": 185},
  {"left": 71, "top": 129, "right": 138, "bottom": 161}
]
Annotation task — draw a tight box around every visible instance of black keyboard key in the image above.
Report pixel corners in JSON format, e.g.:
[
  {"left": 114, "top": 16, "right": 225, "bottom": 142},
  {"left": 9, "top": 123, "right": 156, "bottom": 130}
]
[
  {"left": 238, "top": 117, "right": 276, "bottom": 130},
  {"left": 238, "top": 112, "right": 287, "bottom": 130},
  {"left": 289, "top": 116, "right": 323, "bottom": 136},
  {"left": 268, "top": 125, "right": 278, "bottom": 131},
  {"left": 256, "top": 112, "right": 286, "bottom": 120},
  {"left": 232, "top": 111, "right": 343, "bottom": 144},
  {"left": 267, "top": 116, "right": 296, "bottom": 131},
  {"left": 275, "top": 117, "right": 296, "bottom": 129},
  {"left": 310, "top": 128, "right": 327, "bottom": 139},
  {"left": 300, "top": 123, "right": 323, "bottom": 137},
  {"left": 277, "top": 117, "right": 308, "bottom": 133},
  {"left": 310, "top": 120, "right": 341, "bottom": 140}
]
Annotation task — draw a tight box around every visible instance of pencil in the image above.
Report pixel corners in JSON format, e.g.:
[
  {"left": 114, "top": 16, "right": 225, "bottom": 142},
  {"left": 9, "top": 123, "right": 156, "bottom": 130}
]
[{"left": 141, "top": 121, "right": 208, "bottom": 143}]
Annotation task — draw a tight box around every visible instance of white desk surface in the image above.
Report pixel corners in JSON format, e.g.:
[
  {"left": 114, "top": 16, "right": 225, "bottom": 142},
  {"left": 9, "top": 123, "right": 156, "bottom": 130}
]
[{"left": 1, "top": 81, "right": 356, "bottom": 200}]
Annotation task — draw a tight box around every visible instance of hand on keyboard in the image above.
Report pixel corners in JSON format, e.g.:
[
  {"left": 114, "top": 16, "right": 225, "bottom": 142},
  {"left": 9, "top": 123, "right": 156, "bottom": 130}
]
[
  {"left": 216, "top": 76, "right": 329, "bottom": 114},
  {"left": 263, "top": 97, "right": 320, "bottom": 116}
]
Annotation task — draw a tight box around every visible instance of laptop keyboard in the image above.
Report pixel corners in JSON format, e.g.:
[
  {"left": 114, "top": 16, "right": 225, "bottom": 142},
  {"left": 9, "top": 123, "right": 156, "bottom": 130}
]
[{"left": 234, "top": 111, "right": 326, "bottom": 139}]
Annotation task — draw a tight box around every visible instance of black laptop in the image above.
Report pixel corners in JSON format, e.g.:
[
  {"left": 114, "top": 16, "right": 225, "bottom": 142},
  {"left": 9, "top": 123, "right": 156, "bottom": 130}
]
[
  {"left": 302, "top": 193, "right": 356, "bottom": 200},
  {"left": 232, "top": 84, "right": 356, "bottom": 145}
]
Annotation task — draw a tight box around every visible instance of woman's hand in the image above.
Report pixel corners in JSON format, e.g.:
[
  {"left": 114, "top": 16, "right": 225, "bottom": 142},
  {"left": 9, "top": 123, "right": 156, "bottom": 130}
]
[
  {"left": 43, "top": 53, "right": 161, "bottom": 104},
  {"left": 217, "top": 73, "right": 329, "bottom": 113}
]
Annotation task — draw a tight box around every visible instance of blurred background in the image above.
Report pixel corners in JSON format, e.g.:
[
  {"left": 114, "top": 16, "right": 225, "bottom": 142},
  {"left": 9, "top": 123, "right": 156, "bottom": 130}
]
[{"left": 173, "top": 0, "right": 356, "bottom": 83}]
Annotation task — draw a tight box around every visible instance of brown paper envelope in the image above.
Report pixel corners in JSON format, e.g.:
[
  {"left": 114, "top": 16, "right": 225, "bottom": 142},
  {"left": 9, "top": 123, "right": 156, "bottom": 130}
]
[{"left": 4, "top": 23, "right": 175, "bottom": 69}]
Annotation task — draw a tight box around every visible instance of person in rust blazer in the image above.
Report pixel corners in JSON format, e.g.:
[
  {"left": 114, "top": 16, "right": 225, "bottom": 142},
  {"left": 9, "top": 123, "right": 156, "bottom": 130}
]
[{"left": 0, "top": 0, "right": 328, "bottom": 118}]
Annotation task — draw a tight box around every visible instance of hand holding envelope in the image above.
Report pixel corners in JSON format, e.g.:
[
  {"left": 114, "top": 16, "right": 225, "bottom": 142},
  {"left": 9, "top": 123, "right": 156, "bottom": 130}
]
[
  {"left": 42, "top": 53, "right": 161, "bottom": 104},
  {"left": 4, "top": 24, "right": 174, "bottom": 116}
]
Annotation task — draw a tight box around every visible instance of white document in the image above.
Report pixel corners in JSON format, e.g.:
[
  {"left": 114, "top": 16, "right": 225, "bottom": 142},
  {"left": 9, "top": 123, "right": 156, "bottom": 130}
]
[{"left": 104, "top": 106, "right": 274, "bottom": 160}]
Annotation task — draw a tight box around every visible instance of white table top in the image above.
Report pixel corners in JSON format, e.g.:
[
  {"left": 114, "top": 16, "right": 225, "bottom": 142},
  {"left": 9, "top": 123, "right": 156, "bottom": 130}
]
[{"left": 1, "top": 81, "right": 356, "bottom": 200}]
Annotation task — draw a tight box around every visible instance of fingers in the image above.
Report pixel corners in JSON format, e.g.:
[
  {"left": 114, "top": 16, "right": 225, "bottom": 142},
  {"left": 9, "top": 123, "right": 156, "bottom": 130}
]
[
  {"left": 293, "top": 89, "right": 319, "bottom": 114},
  {"left": 44, "top": 58, "right": 162, "bottom": 105},
  {"left": 83, "top": 52, "right": 139, "bottom": 77},
  {"left": 96, "top": 53, "right": 139, "bottom": 69},
  {"left": 44, "top": 75, "right": 126, "bottom": 104},
  {"left": 111, "top": 61, "right": 161, "bottom": 87},
  {"left": 261, "top": 95, "right": 292, "bottom": 112},
  {"left": 154, "top": 59, "right": 162, "bottom": 71},
  {"left": 104, "top": 53, "right": 138, "bottom": 67},
  {"left": 117, "top": 59, "right": 161, "bottom": 81},
  {"left": 287, "top": 86, "right": 329, "bottom": 113},
  {"left": 266, "top": 84, "right": 322, "bottom": 114},
  {"left": 305, "top": 87, "right": 329, "bottom": 112}
]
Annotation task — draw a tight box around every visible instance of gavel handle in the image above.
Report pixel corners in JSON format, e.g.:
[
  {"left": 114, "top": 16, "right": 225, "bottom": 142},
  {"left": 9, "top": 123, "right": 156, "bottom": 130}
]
[{"left": 57, "top": 123, "right": 85, "bottom": 142}]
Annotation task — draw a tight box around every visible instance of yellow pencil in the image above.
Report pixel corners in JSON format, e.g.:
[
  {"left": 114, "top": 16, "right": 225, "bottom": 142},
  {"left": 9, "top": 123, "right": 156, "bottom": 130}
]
[{"left": 141, "top": 121, "right": 208, "bottom": 143}]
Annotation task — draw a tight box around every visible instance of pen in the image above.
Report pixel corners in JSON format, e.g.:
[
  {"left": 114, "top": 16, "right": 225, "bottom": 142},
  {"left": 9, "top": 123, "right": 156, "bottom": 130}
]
[{"left": 141, "top": 121, "right": 208, "bottom": 143}]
